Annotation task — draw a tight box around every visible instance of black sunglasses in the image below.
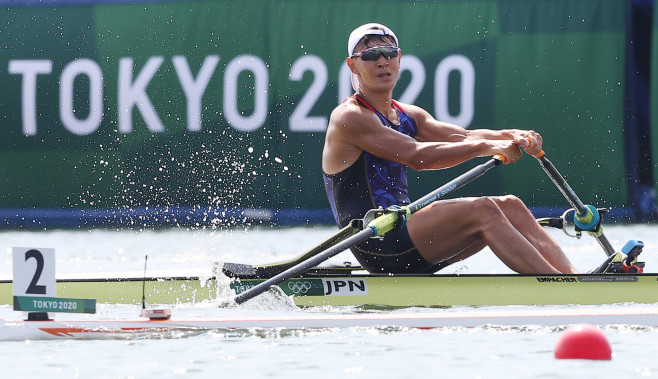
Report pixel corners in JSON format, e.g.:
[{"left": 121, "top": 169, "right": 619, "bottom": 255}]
[{"left": 350, "top": 46, "right": 401, "bottom": 61}]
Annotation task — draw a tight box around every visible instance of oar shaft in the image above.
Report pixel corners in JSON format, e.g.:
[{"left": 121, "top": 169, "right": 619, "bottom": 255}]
[
  {"left": 410, "top": 158, "right": 501, "bottom": 213},
  {"left": 234, "top": 228, "right": 375, "bottom": 304},
  {"left": 595, "top": 233, "right": 616, "bottom": 257},
  {"left": 534, "top": 153, "right": 616, "bottom": 256},
  {"left": 536, "top": 156, "right": 588, "bottom": 214}
]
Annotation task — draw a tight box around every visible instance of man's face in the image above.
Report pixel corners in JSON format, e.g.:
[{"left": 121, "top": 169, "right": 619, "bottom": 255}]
[{"left": 350, "top": 37, "right": 400, "bottom": 93}]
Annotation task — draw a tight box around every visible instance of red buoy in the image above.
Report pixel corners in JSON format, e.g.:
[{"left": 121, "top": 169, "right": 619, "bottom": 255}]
[{"left": 554, "top": 324, "right": 612, "bottom": 360}]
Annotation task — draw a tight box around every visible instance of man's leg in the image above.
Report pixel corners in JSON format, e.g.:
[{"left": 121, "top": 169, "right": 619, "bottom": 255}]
[
  {"left": 406, "top": 196, "right": 571, "bottom": 274},
  {"left": 492, "top": 195, "right": 577, "bottom": 273}
]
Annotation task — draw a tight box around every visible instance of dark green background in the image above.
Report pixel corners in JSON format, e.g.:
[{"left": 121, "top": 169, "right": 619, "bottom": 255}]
[{"left": 0, "top": 0, "right": 627, "bottom": 212}]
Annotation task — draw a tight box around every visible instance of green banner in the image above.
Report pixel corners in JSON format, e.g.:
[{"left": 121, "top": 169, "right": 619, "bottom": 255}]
[
  {"left": 0, "top": 0, "right": 628, "bottom": 213},
  {"left": 13, "top": 296, "right": 96, "bottom": 314}
]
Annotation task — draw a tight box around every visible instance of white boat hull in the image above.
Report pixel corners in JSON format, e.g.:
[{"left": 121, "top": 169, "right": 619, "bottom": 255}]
[{"left": 2, "top": 306, "right": 657, "bottom": 341}]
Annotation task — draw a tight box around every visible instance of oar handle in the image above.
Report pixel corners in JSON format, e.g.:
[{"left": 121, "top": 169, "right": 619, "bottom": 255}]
[
  {"left": 493, "top": 154, "right": 507, "bottom": 164},
  {"left": 532, "top": 150, "right": 545, "bottom": 158}
]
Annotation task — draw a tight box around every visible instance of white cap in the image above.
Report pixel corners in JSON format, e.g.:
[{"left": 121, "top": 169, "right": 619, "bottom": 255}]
[{"left": 347, "top": 23, "right": 399, "bottom": 92}]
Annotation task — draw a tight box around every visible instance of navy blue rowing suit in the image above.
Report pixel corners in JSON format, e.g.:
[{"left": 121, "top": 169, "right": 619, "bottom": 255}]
[{"left": 323, "top": 95, "right": 434, "bottom": 273}]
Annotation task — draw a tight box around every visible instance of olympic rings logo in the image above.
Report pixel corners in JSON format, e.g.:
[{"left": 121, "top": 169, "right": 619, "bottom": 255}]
[{"left": 287, "top": 281, "right": 312, "bottom": 294}]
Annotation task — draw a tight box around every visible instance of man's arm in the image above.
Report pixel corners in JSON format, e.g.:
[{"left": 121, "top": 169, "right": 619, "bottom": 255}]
[
  {"left": 404, "top": 103, "right": 544, "bottom": 157},
  {"left": 325, "top": 100, "right": 523, "bottom": 173},
  {"left": 466, "top": 129, "right": 543, "bottom": 157}
]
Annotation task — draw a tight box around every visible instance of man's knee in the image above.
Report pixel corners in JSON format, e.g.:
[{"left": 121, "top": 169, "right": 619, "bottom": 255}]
[
  {"left": 472, "top": 196, "right": 505, "bottom": 218},
  {"left": 495, "top": 194, "right": 526, "bottom": 209},
  {"left": 491, "top": 195, "right": 533, "bottom": 219}
]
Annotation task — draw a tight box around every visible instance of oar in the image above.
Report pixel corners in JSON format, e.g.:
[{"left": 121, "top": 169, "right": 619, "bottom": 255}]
[
  {"left": 532, "top": 150, "right": 616, "bottom": 256},
  {"left": 222, "top": 223, "right": 361, "bottom": 278},
  {"left": 233, "top": 156, "right": 503, "bottom": 304}
]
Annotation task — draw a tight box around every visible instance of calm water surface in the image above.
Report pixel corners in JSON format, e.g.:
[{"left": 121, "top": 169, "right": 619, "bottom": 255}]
[{"left": 1, "top": 224, "right": 658, "bottom": 378}]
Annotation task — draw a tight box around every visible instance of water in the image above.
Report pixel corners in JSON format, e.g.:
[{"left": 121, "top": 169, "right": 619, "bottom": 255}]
[{"left": 2, "top": 224, "right": 658, "bottom": 378}]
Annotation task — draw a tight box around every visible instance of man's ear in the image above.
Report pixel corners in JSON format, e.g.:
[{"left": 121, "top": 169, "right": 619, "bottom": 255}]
[{"left": 346, "top": 57, "right": 359, "bottom": 74}]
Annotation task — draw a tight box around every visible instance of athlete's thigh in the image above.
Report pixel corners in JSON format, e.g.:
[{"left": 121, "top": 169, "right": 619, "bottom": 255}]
[{"left": 406, "top": 198, "right": 488, "bottom": 263}]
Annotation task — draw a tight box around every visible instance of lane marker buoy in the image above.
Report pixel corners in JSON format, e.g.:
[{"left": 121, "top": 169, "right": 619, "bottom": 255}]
[{"left": 554, "top": 324, "right": 612, "bottom": 360}]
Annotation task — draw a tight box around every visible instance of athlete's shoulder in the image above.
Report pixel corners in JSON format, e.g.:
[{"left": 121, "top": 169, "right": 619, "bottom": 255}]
[{"left": 330, "top": 97, "right": 373, "bottom": 126}]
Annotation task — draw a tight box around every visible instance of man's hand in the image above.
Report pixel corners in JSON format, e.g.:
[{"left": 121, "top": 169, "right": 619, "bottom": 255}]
[
  {"left": 490, "top": 140, "right": 523, "bottom": 164},
  {"left": 515, "top": 131, "right": 543, "bottom": 157}
]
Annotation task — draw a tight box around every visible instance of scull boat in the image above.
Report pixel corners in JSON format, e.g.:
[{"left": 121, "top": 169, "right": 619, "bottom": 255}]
[
  {"left": 1, "top": 265, "right": 656, "bottom": 308},
  {"left": 1, "top": 155, "right": 648, "bottom": 309}
]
